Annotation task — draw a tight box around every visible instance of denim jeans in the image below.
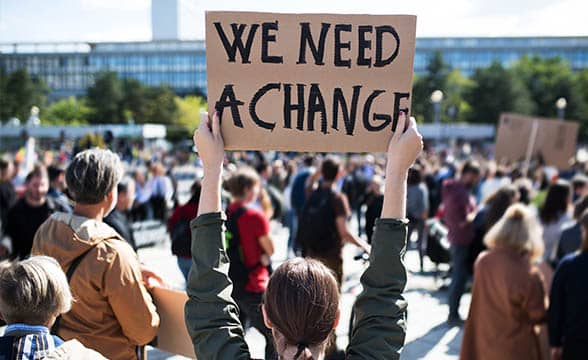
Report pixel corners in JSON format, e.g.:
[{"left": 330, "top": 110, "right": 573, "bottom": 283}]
[
  {"left": 448, "top": 244, "right": 470, "bottom": 319},
  {"left": 177, "top": 256, "right": 192, "bottom": 282}
]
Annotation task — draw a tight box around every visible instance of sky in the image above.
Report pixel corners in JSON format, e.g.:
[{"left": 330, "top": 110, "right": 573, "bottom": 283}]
[{"left": 0, "top": 0, "right": 587, "bottom": 43}]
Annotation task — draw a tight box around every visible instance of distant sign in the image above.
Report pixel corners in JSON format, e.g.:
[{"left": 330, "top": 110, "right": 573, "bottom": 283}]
[
  {"left": 495, "top": 113, "right": 579, "bottom": 169},
  {"left": 206, "top": 11, "right": 417, "bottom": 152}
]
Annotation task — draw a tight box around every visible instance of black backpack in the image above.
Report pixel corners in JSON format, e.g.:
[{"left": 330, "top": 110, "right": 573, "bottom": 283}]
[
  {"left": 225, "top": 207, "right": 259, "bottom": 297},
  {"left": 171, "top": 217, "right": 192, "bottom": 258},
  {"left": 296, "top": 188, "right": 340, "bottom": 254}
]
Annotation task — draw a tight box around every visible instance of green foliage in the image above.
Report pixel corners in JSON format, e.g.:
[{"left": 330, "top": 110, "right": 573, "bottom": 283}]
[
  {"left": 464, "top": 62, "right": 535, "bottom": 124},
  {"left": 412, "top": 52, "right": 450, "bottom": 123},
  {"left": 43, "top": 97, "right": 92, "bottom": 125},
  {"left": 168, "top": 95, "right": 207, "bottom": 142},
  {"left": 87, "top": 71, "right": 125, "bottom": 123},
  {"left": 0, "top": 69, "right": 48, "bottom": 122}
]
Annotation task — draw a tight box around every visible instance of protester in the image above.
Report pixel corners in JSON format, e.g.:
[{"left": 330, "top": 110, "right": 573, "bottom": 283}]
[
  {"left": 461, "top": 204, "right": 546, "bottom": 360},
  {"left": 288, "top": 155, "right": 314, "bottom": 253},
  {"left": 539, "top": 180, "right": 572, "bottom": 266},
  {"left": 298, "top": 156, "right": 371, "bottom": 287},
  {"left": 185, "top": 111, "right": 421, "bottom": 359},
  {"left": 32, "top": 149, "right": 160, "bottom": 360},
  {"left": 5, "top": 166, "right": 69, "bottom": 260},
  {"left": 0, "top": 256, "right": 106, "bottom": 359},
  {"left": 168, "top": 179, "right": 201, "bottom": 281},
  {"left": 132, "top": 168, "right": 152, "bottom": 221},
  {"left": 104, "top": 177, "right": 138, "bottom": 250},
  {"left": 0, "top": 159, "right": 16, "bottom": 257},
  {"left": 150, "top": 162, "right": 174, "bottom": 221},
  {"left": 407, "top": 165, "right": 429, "bottom": 272},
  {"left": 570, "top": 173, "right": 588, "bottom": 202},
  {"left": 256, "top": 160, "right": 285, "bottom": 221},
  {"left": 556, "top": 195, "right": 588, "bottom": 263},
  {"left": 442, "top": 160, "right": 480, "bottom": 325},
  {"left": 47, "top": 165, "right": 72, "bottom": 213},
  {"left": 225, "top": 167, "right": 277, "bottom": 359},
  {"left": 548, "top": 209, "right": 588, "bottom": 360},
  {"left": 469, "top": 185, "right": 519, "bottom": 272},
  {"left": 364, "top": 175, "right": 384, "bottom": 244}
]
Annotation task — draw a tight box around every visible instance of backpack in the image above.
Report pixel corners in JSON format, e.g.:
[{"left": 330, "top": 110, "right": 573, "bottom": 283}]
[
  {"left": 296, "top": 188, "right": 340, "bottom": 254},
  {"left": 425, "top": 219, "right": 451, "bottom": 264},
  {"left": 225, "top": 207, "right": 258, "bottom": 297},
  {"left": 171, "top": 218, "right": 192, "bottom": 258}
]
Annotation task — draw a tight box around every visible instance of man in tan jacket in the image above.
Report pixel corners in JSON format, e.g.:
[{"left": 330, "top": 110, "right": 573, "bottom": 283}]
[{"left": 32, "top": 149, "right": 160, "bottom": 360}]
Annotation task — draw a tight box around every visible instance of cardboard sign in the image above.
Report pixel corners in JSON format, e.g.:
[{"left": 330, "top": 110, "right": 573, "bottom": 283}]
[
  {"left": 152, "top": 287, "right": 196, "bottom": 359},
  {"left": 495, "top": 113, "right": 579, "bottom": 169},
  {"left": 206, "top": 11, "right": 417, "bottom": 152}
]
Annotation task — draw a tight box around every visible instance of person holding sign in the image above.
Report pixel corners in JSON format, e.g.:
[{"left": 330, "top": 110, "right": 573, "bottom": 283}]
[{"left": 185, "top": 111, "right": 422, "bottom": 359}]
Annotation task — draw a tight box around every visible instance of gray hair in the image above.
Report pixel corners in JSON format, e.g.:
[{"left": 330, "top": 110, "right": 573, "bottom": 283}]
[
  {"left": 0, "top": 256, "right": 72, "bottom": 325},
  {"left": 66, "top": 148, "right": 123, "bottom": 204}
]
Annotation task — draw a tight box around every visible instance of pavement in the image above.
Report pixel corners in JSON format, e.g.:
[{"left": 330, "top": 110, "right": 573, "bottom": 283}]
[{"left": 139, "top": 220, "right": 471, "bottom": 360}]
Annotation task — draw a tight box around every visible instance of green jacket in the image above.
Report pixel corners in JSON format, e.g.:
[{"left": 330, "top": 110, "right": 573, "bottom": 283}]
[{"left": 185, "top": 212, "right": 407, "bottom": 359}]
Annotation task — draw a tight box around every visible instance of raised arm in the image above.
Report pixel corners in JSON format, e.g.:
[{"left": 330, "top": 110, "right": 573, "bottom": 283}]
[
  {"left": 347, "top": 113, "right": 423, "bottom": 360},
  {"left": 185, "top": 111, "right": 251, "bottom": 360}
]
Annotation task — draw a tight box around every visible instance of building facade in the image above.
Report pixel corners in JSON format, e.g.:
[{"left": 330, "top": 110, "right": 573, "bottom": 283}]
[{"left": 1, "top": 36, "right": 588, "bottom": 100}]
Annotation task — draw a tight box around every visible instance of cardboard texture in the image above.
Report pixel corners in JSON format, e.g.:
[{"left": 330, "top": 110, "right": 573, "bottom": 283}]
[
  {"left": 206, "top": 11, "right": 417, "bottom": 152},
  {"left": 495, "top": 113, "right": 579, "bottom": 169},
  {"left": 152, "top": 287, "right": 196, "bottom": 359}
]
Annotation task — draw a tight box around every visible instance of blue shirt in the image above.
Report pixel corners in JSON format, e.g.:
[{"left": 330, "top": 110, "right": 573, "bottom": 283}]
[{"left": 0, "top": 323, "right": 64, "bottom": 359}]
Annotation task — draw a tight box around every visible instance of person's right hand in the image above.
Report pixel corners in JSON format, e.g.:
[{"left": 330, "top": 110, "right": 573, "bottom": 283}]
[
  {"left": 386, "top": 112, "right": 423, "bottom": 173},
  {"left": 194, "top": 111, "right": 224, "bottom": 175}
]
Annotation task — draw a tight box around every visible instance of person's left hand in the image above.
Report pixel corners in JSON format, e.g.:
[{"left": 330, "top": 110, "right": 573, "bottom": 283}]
[
  {"left": 140, "top": 263, "right": 165, "bottom": 289},
  {"left": 194, "top": 111, "right": 224, "bottom": 176}
]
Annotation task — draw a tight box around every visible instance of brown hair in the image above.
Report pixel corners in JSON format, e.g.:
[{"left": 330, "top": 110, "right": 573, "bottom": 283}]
[
  {"left": 263, "top": 258, "right": 339, "bottom": 359},
  {"left": 226, "top": 167, "right": 259, "bottom": 199}
]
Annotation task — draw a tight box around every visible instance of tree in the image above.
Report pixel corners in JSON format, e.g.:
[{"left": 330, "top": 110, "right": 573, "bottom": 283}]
[
  {"left": 170, "top": 95, "right": 207, "bottom": 141},
  {"left": 140, "top": 86, "right": 178, "bottom": 124},
  {"left": 464, "top": 61, "right": 534, "bottom": 124},
  {"left": 43, "top": 97, "right": 92, "bottom": 125},
  {"left": 412, "top": 51, "right": 451, "bottom": 123},
  {"left": 1, "top": 69, "right": 48, "bottom": 122},
  {"left": 512, "top": 56, "right": 582, "bottom": 120},
  {"left": 87, "top": 72, "right": 125, "bottom": 123}
]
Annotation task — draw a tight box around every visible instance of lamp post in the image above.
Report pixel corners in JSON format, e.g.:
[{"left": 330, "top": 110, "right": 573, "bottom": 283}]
[
  {"left": 556, "top": 97, "right": 567, "bottom": 121},
  {"left": 431, "top": 90, "right": 443, "bottom": 142}
]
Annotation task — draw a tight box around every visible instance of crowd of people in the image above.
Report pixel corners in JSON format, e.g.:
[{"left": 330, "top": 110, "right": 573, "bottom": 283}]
[{"left": 0, "top": 110, "right": 586, "bottom": 360}]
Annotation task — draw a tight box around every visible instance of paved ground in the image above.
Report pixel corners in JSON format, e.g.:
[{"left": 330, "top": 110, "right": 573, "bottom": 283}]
[{"left": 140, "top": 220, "right": 471, "bottom": 360}]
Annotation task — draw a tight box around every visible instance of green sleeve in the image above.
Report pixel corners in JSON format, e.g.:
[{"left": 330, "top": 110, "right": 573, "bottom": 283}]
[
  {"left": 346, "top": 218, "right": 408, "bottom": 360},
  {"left": 184, "top": 212, "right": 251, "bottom": 360}
]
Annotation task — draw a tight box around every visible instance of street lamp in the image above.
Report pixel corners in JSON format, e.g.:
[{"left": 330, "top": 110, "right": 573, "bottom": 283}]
[
  {"left": 431, "top": 90, "right": 443, "bottom": 126},
  {"left": 556, "top": 97, "right": 567, "bottom": 121}
]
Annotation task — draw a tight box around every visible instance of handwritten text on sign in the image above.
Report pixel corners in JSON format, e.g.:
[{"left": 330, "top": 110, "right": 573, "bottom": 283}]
[{"left": 206, "top": 12, "right": 417, "bottom": 152}]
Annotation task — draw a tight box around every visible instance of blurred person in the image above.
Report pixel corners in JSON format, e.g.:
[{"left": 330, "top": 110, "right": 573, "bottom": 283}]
[
  {"left": 300, "top": 156, "right": 371, "bottom": 286},
  {"left": 131, "top": 168, "right": 152, "bottom": 221},
  {"left": 5, "top": 166, "right": 69, "bottom": 260},
  {"left": 0, "top": 159, "right": 17, "bottom": 257},
  {"left": 289, "top": 156, "right": 314, "bottom": 254},
  {"left": 539, "top": 180, "right": 572, "bottom": 266},
  {"left": 225, "top": 167, "right": 277, "bottom": 359},
  {"left": 47, "top": 165, "right": 72, "bottom": 213},
  {"left": 364, "top": 175, "right": 384, "bottom": 244},
  {"left": 185, "top": 111, "right": 420, "bottom": 360},
  {"left": 256, "top": 161, "right": 284, "bottom": 221},
  {"left": 442, "top": 160, "right": 480, "bottom": 325},
  {"left": 150, "top": 162, "right": 174, "bottom": 221},
  {"left": 342, "top": 158, "right": 368, "bottom": 237},
  {"left": 461, "top": 205, "right": 546, "bottom": 360},
  {"left": 548, "top": 209, "right": 588, "bottom": 360},
  {"left": 0, "top": 256, "right": 106, "bottom": 359},
  {"left": 555, "top": 195, "right": 588, "bottom": 263},
  {"left": 479, "top": 164, "right": 511, "bottom": 203},
  {"left": 32, "top": 149, "right": 160, "bottom": 360},
  {"left": 469, "top": 185, "right": 519, "bottom": 272},
  {"left": 570, "top": 173, "right": 588, "bottom": 202},
  {"left": 407, "top": 165, "right": 429, "bottom": 272},
  {"left": 168, "top": 180, "right": 201, "bottom": 281},
  {"left": 104, "top": 177, "right": 137, "bottom": 250}
]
